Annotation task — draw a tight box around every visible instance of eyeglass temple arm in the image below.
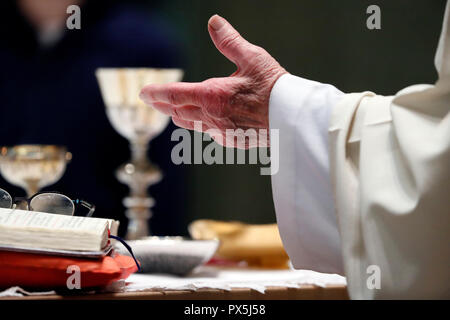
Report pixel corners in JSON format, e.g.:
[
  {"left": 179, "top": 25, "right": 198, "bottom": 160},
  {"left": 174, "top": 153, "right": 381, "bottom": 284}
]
[{"left": 73, "top": 199, "right": 96, "bottom": 217}]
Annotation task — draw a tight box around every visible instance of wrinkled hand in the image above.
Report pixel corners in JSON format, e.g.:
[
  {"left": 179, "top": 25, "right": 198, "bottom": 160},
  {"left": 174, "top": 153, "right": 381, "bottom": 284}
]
[{"left": 139, "top": 15, "right": 287, "bottom": 148}]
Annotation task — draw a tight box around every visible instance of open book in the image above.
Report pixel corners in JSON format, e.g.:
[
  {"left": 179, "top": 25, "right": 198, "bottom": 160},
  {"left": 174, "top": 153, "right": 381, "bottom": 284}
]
[{"left": 0, "top": 208, "right": 119, "bottom": 256}]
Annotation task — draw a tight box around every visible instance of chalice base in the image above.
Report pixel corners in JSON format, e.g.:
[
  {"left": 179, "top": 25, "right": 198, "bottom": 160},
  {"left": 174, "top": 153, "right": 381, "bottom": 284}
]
[
  {"left": 116, "top": 163, "right": 162, "bottom": 240},
  {"left": 123, "top": 196, "right": 154, "bottom": 240}
]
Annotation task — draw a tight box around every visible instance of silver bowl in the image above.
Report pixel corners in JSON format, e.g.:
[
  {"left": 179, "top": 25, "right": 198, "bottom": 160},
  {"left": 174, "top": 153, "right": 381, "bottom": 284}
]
[{"left": 114, "top": 236, "right": 219, "bottom": 276}]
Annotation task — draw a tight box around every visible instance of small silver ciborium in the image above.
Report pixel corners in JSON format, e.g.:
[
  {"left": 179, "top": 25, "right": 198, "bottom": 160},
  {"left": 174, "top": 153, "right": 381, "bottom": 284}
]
[{"left": 96, "top": 68, "right": 183, "bottom": 240}]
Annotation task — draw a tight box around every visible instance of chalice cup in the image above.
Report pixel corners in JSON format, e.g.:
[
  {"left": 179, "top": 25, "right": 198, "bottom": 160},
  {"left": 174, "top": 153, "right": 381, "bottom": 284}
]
[
  {"left": 96, "top": 68, "right": 183, "bottom": 240},
  {"left": 0, "top": 145, "right": 72, "bottom": 198}
]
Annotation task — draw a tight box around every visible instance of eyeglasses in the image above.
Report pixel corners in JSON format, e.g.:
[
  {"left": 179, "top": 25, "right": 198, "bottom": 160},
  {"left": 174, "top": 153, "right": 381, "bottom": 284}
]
[{"left": 0, "top": 188, "right": 95, "bottom": 217}]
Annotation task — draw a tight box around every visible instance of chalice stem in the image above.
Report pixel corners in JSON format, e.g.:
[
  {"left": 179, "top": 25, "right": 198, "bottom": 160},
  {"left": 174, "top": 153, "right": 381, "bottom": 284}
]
[
  {"left": 120, "top": 140, "right": 161, "bottom": 239},
  {"left": 131, "top": 141, "right": 148, "bottom": 164},
  {"left": 26, "top": 181, "right": 40, "bottom": 198}
]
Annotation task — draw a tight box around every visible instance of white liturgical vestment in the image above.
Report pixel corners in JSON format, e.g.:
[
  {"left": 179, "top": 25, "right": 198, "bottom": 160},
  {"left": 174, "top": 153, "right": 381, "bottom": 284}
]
[{"left": 269, "top": 2, "right": 450, "bottom": 299}]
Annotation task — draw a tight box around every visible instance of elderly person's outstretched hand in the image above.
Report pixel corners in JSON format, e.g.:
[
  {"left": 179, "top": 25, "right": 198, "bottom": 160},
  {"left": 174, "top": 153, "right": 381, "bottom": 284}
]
[{"left": 139, "top": 15, "right": 287, "bottom": 149}]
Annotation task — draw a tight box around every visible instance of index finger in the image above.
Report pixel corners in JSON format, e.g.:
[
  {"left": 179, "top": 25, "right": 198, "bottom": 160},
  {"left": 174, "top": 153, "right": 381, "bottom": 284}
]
[{"left": 139, "top": 82, "right": 203, "bottom": 106}]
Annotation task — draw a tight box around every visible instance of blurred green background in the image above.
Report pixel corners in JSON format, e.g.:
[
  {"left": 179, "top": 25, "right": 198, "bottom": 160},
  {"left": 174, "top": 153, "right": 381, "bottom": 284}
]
[{"left": 148, "top": 0, "right": 446, "bottom": 230}]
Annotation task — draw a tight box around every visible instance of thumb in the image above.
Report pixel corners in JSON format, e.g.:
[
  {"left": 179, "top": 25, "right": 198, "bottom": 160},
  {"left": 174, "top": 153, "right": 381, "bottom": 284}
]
[{"left": 208, "top": 15, "right": 256, "bottom": 68}]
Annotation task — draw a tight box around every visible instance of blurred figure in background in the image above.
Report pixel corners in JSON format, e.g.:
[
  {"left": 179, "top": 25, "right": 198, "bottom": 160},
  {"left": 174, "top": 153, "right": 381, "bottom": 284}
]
[{"left": 0, "top": 0, "right": 186, "bottom": 236}]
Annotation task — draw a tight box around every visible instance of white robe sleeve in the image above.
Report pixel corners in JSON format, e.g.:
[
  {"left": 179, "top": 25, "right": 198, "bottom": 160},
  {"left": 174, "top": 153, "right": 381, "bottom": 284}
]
[
  {"left": 328, "top": 1, "right": 450, "bottom": 299},
  {"left": 268, "top": 74, "right": 345, "bottom": 275},
  {"left": 269, "top": 1, "right": 449, "bottom": 299}
]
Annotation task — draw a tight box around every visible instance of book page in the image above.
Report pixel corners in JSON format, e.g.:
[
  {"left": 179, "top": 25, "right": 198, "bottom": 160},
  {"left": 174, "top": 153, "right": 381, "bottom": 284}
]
[{"left": 0, "top": 208, "right": 108, "bottom": 234}]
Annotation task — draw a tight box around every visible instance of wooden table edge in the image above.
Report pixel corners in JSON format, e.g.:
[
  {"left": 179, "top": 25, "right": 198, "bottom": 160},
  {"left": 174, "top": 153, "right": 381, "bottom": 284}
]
[{"left": 0, "top": 284, "right": 349, "bottom": 300}]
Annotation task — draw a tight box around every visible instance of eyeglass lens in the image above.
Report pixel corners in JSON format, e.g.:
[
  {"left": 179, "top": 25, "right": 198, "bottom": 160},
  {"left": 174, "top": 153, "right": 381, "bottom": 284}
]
[
  {"left": 29, "top": 193, "right": 75, "bottom": 216},
  {"left": 0, "top": 188, "right": 13, "bottom": 209}
]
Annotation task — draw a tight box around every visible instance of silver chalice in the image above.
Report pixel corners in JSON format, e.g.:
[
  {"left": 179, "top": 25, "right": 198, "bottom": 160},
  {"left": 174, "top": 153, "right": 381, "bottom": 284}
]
[
  {"left": 0, "top": 145, "right": 72, "bottom": 198},
  {"left": 96, "top": 68, "right": 183, "bottom": 240}
]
